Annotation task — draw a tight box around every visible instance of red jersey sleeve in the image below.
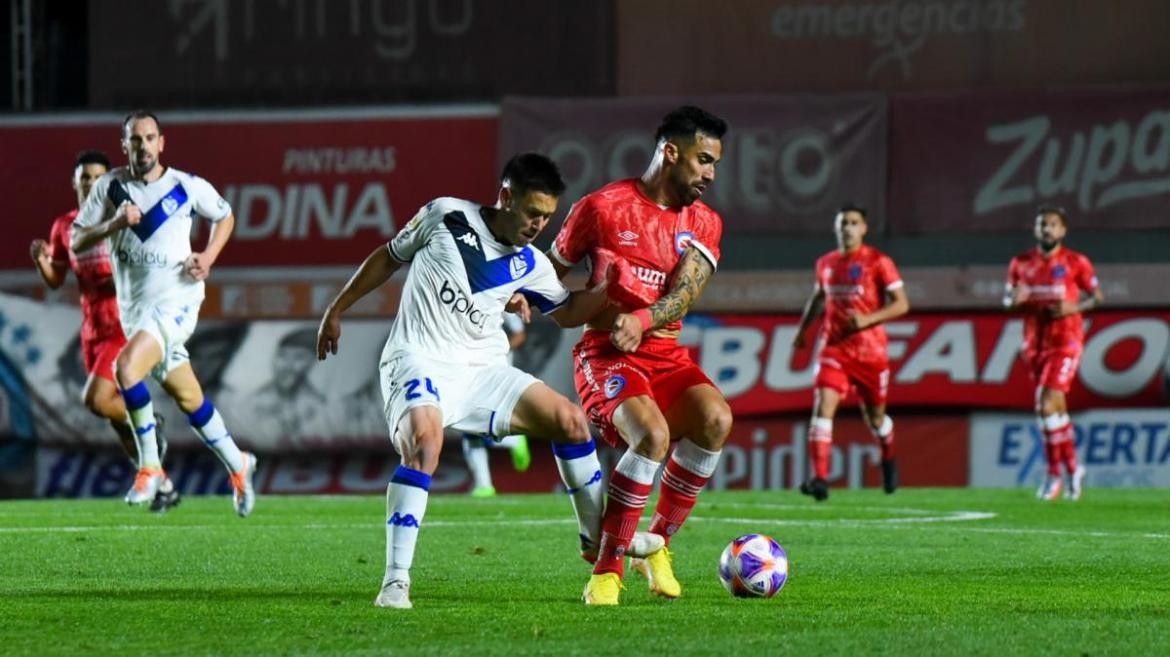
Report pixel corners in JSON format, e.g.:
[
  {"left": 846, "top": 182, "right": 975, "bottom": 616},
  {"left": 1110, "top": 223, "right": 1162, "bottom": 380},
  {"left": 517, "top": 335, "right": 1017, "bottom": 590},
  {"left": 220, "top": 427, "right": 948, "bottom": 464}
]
[
  {"left": 689, "top": 211, "right": 723, "bottom": 270},
  {"left": 1074, "top": 253, "right": 1099, "bottom": 294},
  {"left": 550, "top": 198, "right": 597, "bottom": 268},
  {"left": 876, "top": 253, "right": 903, "bottom": 292},
  {"left": 48, "top": 215, "right": 71, "bottom": 266}
]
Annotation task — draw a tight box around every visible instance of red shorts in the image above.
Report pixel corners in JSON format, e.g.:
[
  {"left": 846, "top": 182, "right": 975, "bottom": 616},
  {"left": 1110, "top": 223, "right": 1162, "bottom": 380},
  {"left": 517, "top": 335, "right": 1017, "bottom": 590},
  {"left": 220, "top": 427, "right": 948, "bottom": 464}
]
[
  {"left": 1025, "top": 348, "right": 1081, "bottom": 393},
  {"left": 82, "top": 332, "right": 127, "bottom": 383},
  {"left": 815, "top": 348, "right": 889, "bottom": 407},
  {"left": 573, "top": 331, "right": 714, "bottom": 448}
]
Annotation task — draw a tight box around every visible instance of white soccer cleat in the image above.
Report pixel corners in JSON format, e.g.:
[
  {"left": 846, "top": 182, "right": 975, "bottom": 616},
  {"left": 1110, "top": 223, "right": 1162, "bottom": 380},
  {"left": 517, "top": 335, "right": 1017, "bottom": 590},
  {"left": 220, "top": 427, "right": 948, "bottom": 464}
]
[
  {"left": 125, "top": 468, "right": 164, "bottom": 505},
  {"left": 229, "top": 452, "right": 258, "bottom": 518},
  {"left": 1036, "top": 474, "right": 1062, "bottom": 501},
  {"left": 1066, "top": 465, "right": 1086, "bottom": 501},
  {"left": 374, "top": 579, "right": 412, "bottom": 609}
]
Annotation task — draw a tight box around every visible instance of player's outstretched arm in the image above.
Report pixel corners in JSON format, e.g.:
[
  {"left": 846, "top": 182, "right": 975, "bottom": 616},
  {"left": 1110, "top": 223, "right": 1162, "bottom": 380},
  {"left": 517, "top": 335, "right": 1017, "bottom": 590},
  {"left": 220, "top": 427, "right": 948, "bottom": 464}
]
[
  {"left": 185, "top": 213, "right": 235, "bottom": 281},
  {"left": 792, "top": 284, "right": 826, "bottom": 349},
  {"left": 317, "top": 245, "right": 403, "bottom": 360},
  {"left": 549, "top": 288, "right": 612, "bottom": 328}
]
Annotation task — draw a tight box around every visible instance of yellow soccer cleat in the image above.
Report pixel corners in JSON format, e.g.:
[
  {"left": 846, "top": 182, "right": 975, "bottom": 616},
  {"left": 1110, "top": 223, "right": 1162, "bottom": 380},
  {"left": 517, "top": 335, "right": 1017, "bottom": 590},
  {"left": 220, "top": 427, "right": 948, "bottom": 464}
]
[
  {"left": 631, "top": 546, "right": 681, "bottom": 599},
  {"left": 582, "top": 572, "right": 623, "bottom": 606}
]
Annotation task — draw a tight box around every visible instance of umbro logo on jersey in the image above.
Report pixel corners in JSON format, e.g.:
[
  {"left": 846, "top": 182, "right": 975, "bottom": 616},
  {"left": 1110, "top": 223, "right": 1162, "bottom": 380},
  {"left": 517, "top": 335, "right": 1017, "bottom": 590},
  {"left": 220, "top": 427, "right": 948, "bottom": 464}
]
[
  {"left": 457, "top": 232, "right": 479, "bottom": 249},
  {"left": 618, "top": 230, "right": 639, "bottom": 245}
]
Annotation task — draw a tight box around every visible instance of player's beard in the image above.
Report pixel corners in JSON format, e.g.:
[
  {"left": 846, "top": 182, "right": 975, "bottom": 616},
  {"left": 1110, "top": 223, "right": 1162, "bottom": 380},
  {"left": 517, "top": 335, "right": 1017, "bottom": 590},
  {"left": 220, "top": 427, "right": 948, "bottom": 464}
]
[
  {"left": 1039, "top": 238, "right": 1060, "bottom": 253},
  {"left": 133, "top": 153, "right": 157, "bottom": 177}
]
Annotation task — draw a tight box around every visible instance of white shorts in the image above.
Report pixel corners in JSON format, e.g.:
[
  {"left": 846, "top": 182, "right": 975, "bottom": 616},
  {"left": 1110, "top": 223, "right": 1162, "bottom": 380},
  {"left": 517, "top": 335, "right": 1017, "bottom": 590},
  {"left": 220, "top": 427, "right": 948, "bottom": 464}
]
[
  {"left": 120, "top": 300, "right": 199, "bottom": 381},
  {"left": 379, "top": 351, "right": 537, "bottom": 455}
]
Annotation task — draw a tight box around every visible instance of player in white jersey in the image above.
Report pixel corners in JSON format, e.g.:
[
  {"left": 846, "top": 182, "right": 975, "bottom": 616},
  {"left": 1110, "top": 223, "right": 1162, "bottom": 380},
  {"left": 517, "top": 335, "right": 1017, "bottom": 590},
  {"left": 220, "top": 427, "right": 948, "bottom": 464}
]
[
  {"left": 317, "top": 153, "right": 663, "bottom": 609},
  {"left": 72, "top": 110, "right": 257, "bottom": 516},
  {"left": 462, "top": 311, "right": 531, "bottom": 497}
]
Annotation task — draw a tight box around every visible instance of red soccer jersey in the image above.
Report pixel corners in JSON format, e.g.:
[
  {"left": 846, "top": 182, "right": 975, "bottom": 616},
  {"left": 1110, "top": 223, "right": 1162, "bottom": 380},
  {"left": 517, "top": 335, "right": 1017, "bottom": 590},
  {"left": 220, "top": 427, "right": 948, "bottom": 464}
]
[
  {"left": 1007, "top": 246, "right": 1098, "bottom": 353},
  {"left": 551, "top": 179, "right": 723, "bottom": 333},
  {"left": 48, "top": 209, "right": 121, "bottom": 341},
  {"left": 816, "top": 245, "right": 903, "bottom": 363}
]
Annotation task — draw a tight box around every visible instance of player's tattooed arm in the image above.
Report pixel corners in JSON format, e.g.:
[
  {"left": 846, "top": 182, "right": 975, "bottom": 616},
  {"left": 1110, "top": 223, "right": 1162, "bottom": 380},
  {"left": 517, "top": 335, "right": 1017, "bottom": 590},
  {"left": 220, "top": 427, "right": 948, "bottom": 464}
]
[
  {"left": 792, "top": 284, "right": 826, "bottom": 349},
  {"left": 318, "top": 245, "right": 404, "bottom": 359},
  {"left": 610, "top": 248, "right": 713, "bottom": 353},
  {"left": 647, "top": 248, "right": 715, "bottom": 327}
]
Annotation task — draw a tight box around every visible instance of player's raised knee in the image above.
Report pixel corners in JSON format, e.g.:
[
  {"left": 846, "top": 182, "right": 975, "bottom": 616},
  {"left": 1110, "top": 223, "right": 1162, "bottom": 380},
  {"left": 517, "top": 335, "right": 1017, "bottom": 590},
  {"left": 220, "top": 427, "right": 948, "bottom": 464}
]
[
  {"left": 553, "top": 401, "right": 591, "bottom": 444},
  {"left": 632, "top": 424, "right": 671, "bottom": 461}
]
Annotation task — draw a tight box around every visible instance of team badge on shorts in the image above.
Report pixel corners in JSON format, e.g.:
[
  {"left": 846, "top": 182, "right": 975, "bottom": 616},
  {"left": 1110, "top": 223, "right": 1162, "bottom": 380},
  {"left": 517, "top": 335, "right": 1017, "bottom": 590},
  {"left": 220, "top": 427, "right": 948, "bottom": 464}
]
[
  {"left": 604, "top": 374, "right": 626, "bottom": 399},
  {"left": 674, "top": 231, "right": 694, "bottom": 255}
]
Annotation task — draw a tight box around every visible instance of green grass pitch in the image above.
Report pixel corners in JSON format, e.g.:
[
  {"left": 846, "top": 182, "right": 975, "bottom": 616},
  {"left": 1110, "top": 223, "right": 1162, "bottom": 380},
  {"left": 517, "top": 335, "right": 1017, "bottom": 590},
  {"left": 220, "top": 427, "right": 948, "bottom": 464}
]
[{"left": 1, "top": 489, "right": 1167, "bottom": 656}]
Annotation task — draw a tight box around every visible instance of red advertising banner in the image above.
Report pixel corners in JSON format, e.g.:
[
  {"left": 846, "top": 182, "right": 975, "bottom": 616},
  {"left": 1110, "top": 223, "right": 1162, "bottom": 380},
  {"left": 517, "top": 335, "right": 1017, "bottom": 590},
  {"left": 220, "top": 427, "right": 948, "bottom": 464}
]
[
  {"left": 889, "top": 86, "right": 1170, "bottom": 234},
  {"left": 617, "top": 0, "right": 1170, "bottom": 95},
  {"left": 685, "top": 310, "right": 1170, "bottom": 415},
  {"left": 2, "top": 109, "right": 497, "bottom": 268},
  {"left": 500, "top": 94, "right": 887, "bottom": 235}
]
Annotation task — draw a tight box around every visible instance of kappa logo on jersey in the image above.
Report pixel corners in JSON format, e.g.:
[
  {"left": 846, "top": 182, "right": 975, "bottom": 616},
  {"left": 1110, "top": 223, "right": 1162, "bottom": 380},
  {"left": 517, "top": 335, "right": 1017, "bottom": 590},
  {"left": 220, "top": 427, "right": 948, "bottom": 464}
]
[
  {"left": 618, "top": 230, "right": 639, "bottom": 245},
  {"left": 604, "top": 374, "right": 626, "bottom": 399},
  {"left": 674, "top": 231, "right": 694, "bottom": 255},
  {"left": 509, "top": 254, "right": 528, "bottom": 279},
  {"left": 457, "top": 232, "right": 479, "bottom": 250},
  {"left": 444, "top": 211, "right": 538, "bottom": 293}
]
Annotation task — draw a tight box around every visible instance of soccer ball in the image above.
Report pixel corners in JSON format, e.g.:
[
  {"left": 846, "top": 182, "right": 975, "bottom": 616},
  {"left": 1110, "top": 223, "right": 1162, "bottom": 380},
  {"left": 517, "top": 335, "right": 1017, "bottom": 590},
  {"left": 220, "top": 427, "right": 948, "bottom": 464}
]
[{"left": 718, "top": 533, "right": 788, "bottom": 598}]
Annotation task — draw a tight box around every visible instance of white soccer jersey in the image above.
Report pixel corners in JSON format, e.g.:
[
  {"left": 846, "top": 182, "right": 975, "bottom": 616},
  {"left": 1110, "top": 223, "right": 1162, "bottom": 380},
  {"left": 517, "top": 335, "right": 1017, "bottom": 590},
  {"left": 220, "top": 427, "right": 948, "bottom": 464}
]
[
  {"left": 383, "top": 197, "right": 569, "bottom": 366},
  {"left": 74, "top": 166, "right": 231, "bottom": 313}
]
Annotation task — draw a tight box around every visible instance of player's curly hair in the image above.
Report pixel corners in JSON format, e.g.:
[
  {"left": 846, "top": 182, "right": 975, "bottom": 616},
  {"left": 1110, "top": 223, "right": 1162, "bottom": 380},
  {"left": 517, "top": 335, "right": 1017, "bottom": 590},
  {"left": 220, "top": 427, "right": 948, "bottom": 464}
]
[
  {"left": 655, "top": 106, "right": 728, "bottom": 144},
  {"left": 500, "top": 152, "right": 566, "bottom": 197},
  {"left": 1035, "top": 204, "right": 1068, "bottom": 226},
  {"left": 74, "top": 150, "right": 111, "bottom": 170}
]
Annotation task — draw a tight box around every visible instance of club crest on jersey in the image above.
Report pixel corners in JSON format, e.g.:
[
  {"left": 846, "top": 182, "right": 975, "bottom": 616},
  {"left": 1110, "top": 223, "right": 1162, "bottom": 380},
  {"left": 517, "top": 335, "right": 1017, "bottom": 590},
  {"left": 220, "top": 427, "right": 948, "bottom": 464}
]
[
  {"left": 848, "top": 264, "right": 863, "bottom": 280},
  {"left": 509, "top": 254, "right": 529, "bottom": 279},
  {"left": 674, "top": 231, "right": 695, "bottom": 255},
  {"left": 1052, "top": 265, "right": 1067, "bottom": 278},
  {"left": 604, "top": 375, "right": 626, "bottom": 399},
  {"left": 161, "top": 197, "right": 180, "bottom": 216},
  {"left": 618, "top": 230, "right": 639, "bottom": 245}
]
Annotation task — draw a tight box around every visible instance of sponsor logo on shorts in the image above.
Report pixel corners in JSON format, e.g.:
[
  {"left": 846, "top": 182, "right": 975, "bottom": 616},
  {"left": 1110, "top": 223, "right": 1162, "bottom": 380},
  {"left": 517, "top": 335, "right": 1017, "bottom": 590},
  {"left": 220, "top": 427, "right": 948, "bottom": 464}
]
[{"left": 604, "top": 374, "right": 626, "bottom": 399}]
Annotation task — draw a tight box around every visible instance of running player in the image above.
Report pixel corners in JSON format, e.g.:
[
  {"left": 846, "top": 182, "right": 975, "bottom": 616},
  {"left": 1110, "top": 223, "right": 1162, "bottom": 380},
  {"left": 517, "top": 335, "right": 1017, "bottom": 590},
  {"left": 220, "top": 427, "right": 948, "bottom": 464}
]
[
  {"left": 72, "top": 110, "right": 256, "bottom": 515},
  {"left": 316, "top": 153, "right": 660, "bottom": 610},
  {"left": 1004, "top": 206, "right": 1102, "bottom": 501},
  {"left": 549, "top": 106, "right": 732, "bottom": 605},
  {"left": 30, "top": 150, "right": 179, "bottom": 511},
  {"left": 792, "top": 204, "right": 910, "bottom": 502}
]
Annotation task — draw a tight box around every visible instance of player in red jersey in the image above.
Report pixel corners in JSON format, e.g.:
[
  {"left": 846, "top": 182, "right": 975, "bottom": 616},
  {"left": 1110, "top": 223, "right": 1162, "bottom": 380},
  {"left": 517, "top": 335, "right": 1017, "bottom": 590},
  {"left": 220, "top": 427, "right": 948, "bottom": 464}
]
[
  {"left": 792, "top": 204, "right": 910, "bottom": 502},
  {"left": 29, "top": 151, "right": 179, "bottom": 511},
  {"left": 1004, "top": 206, "right": 1102, "bottom": 502},
  {"left": 548, "top": 106, "right": 731, "bottom": 605}
]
